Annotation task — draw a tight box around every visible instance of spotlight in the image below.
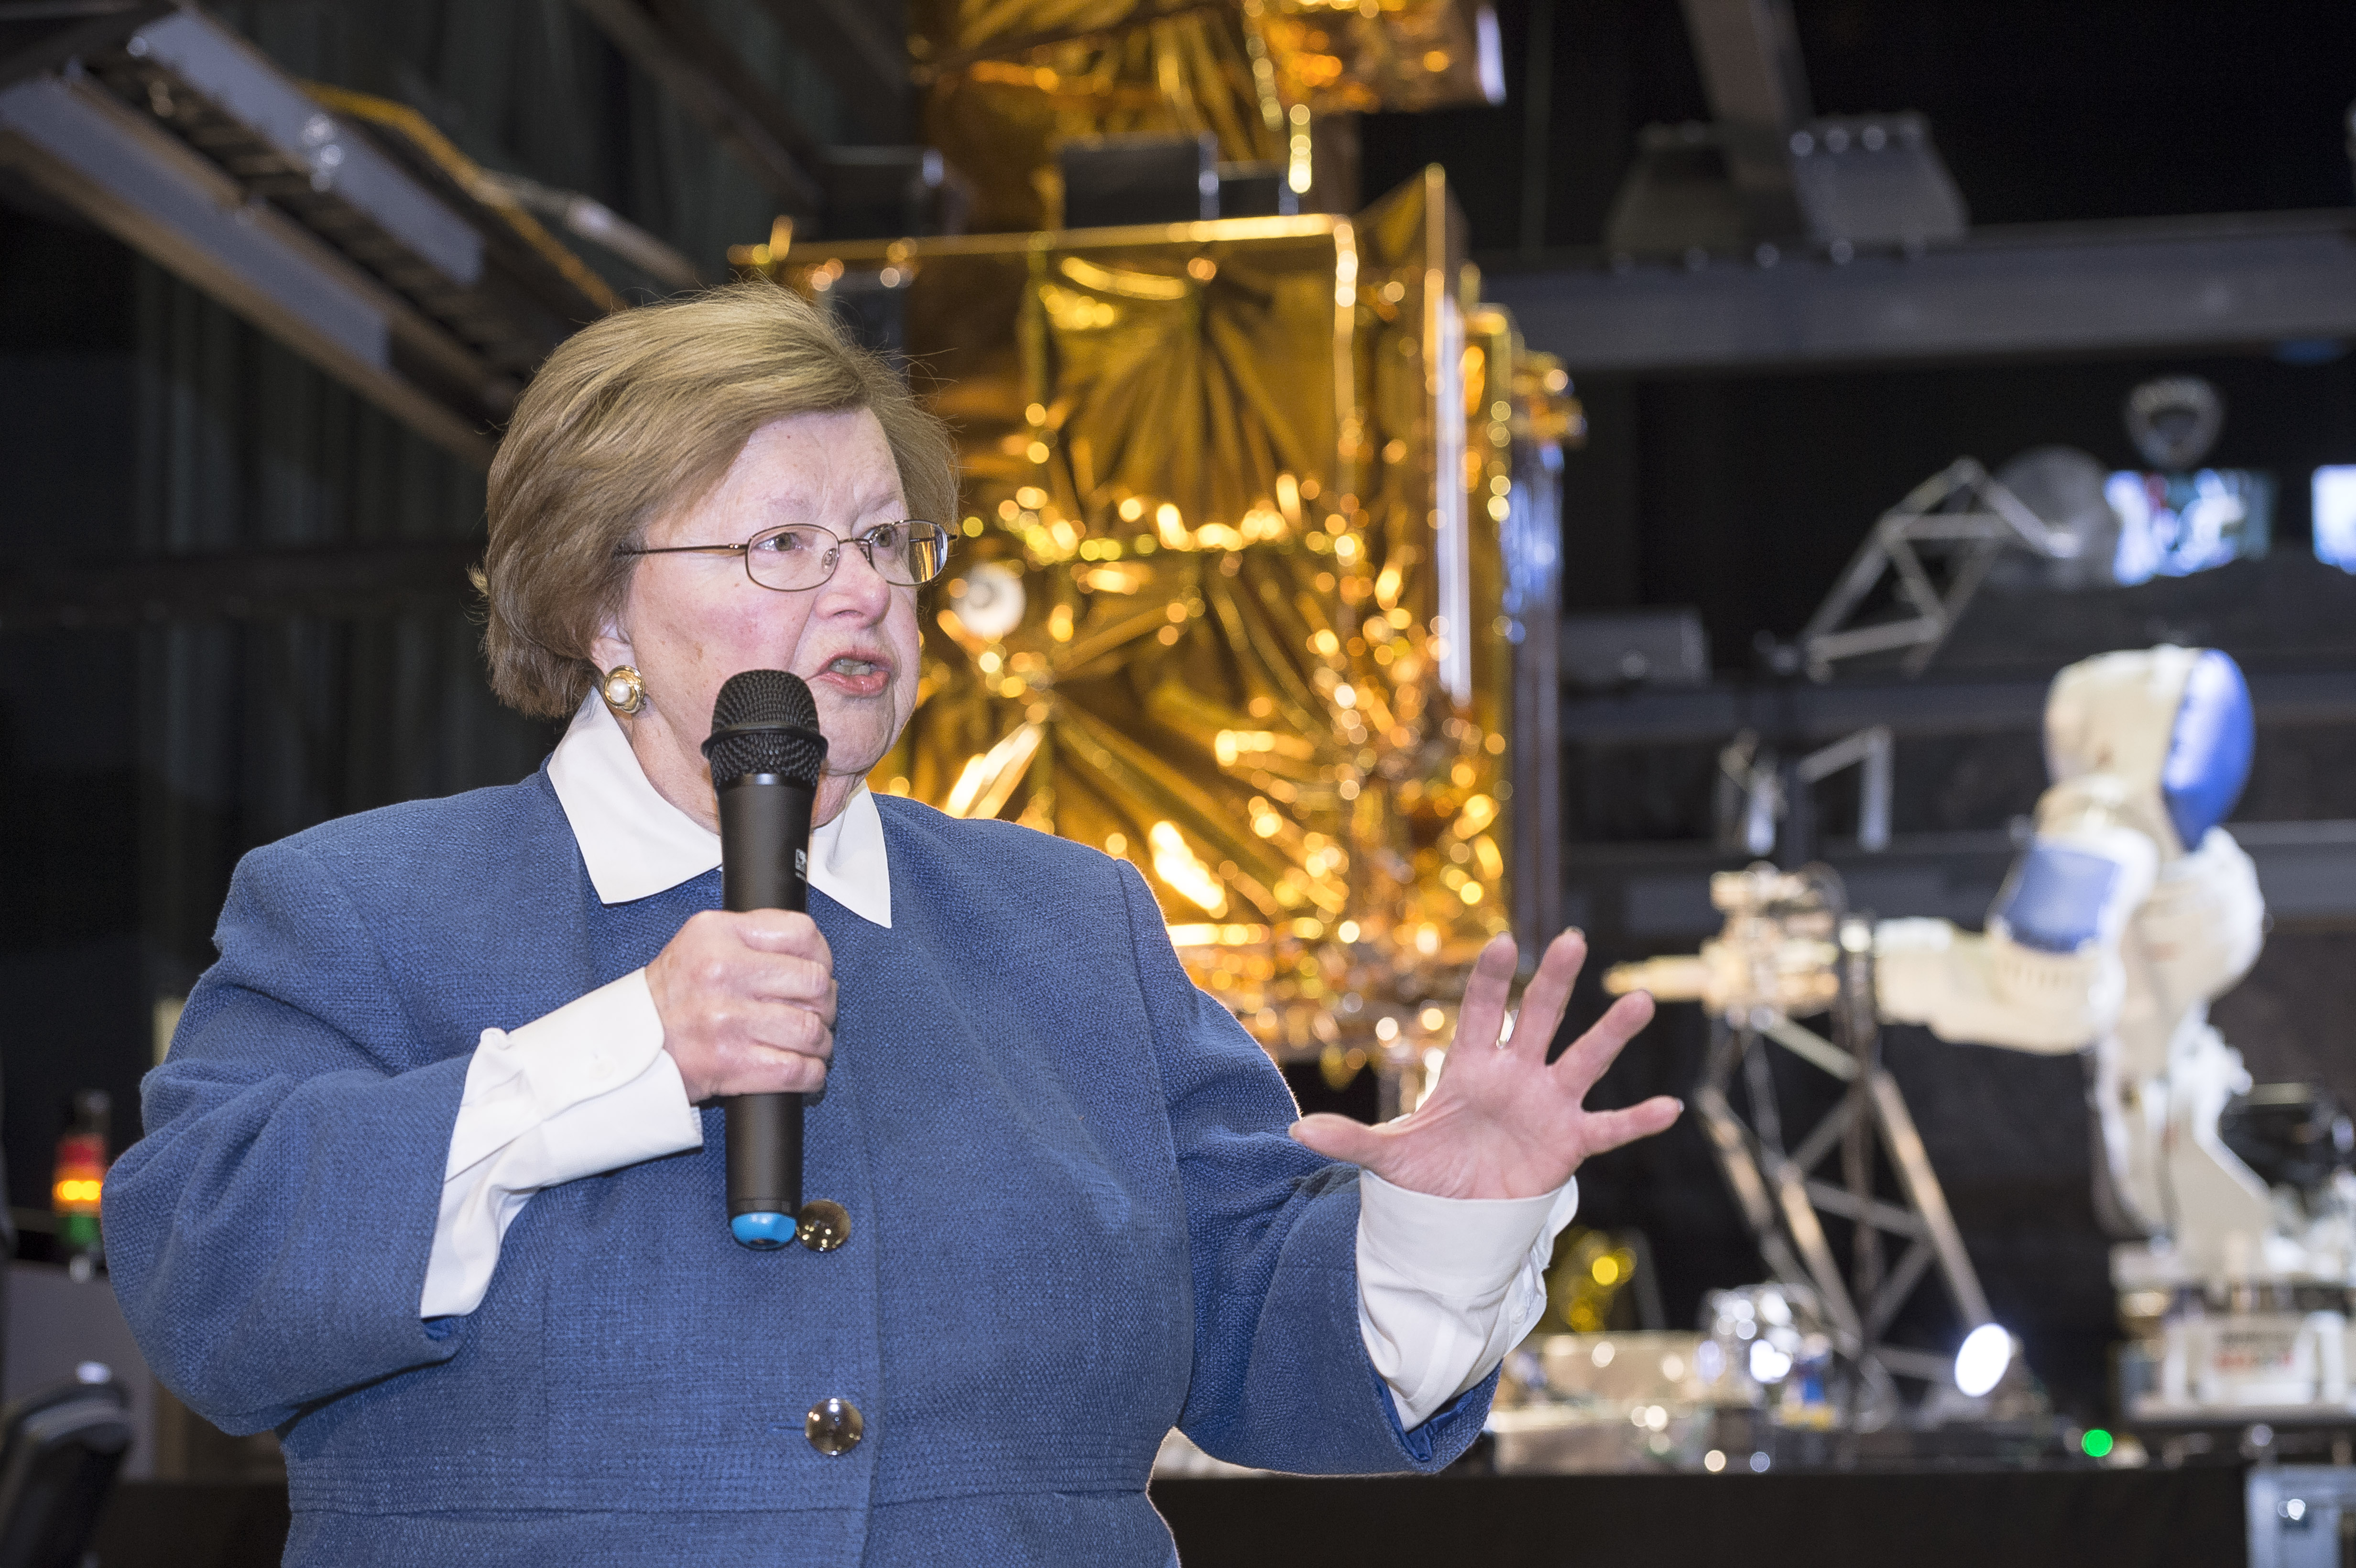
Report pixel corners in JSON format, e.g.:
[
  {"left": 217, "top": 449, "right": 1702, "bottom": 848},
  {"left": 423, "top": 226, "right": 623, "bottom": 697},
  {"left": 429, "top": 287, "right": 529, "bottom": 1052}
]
[
  {"left": 1747, "top": 1341, "right": 1792, "bottom": 1384},
  {"left": 1953, "top": 1323, "right": 2014, "bottom": 1398}
]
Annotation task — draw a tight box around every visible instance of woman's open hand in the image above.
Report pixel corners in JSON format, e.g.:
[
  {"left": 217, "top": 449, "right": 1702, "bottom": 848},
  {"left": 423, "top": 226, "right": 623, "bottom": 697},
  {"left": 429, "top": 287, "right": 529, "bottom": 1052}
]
[
  {"left": 645, "top": 910, "right": 837, "bottom": 1103},
  {"left": 1289, "top": 929, "right": 1678, "bottom": 1200}
]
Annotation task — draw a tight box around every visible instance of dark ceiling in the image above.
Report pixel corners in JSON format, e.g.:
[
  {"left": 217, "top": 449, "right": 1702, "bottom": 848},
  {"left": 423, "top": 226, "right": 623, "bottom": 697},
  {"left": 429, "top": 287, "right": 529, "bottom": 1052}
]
[{"left": 1365, "top": 0, "right": 2356, "bottom": 255}]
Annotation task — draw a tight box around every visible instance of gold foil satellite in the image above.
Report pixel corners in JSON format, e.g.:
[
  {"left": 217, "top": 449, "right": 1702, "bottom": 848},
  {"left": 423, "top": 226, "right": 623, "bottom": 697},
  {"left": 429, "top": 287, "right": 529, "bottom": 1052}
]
[
  {"left": 908, "top": 0, "right": 1505, "bottom": 231},
  {"left": 742, "top": 0, "right": 1567, "bottom": 1085},
  {"left": 752, "top": 168, "right": 1570, "bottom": 1087}
]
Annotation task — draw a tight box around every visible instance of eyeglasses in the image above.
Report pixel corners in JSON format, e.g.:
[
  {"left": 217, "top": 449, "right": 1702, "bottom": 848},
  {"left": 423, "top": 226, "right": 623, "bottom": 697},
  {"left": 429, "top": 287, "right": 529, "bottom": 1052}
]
[{"left": 620, "top": 521, "right": 953, "bottom": 592}]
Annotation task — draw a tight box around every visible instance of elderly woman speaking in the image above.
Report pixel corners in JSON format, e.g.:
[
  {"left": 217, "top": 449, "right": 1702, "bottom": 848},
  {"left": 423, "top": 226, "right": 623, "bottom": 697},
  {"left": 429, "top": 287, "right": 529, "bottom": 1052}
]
[{"left": 105, "top": 282, "right": 1677, "bottom": 1565}]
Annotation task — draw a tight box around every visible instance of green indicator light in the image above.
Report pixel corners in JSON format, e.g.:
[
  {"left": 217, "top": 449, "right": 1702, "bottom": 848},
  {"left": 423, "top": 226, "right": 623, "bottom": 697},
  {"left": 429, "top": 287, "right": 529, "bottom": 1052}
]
[{"left": 2081, "top": 1428, "right": 2114, "bottom": 1459}]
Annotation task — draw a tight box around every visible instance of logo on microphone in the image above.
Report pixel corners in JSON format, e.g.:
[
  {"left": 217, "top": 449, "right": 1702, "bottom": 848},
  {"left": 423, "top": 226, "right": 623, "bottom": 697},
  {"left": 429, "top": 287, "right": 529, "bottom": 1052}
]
[{"left": 795, "top": 849, "right": 807, "bottom": 877}]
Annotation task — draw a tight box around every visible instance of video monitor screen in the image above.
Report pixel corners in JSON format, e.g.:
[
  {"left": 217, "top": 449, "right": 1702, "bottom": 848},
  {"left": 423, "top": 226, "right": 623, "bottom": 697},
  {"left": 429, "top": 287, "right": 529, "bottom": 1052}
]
[
  {"left": 2314, "top": 465, "right": 2356, "bottom": 573},
  {"left": 2105, "top": 469, "right": 2272, "bottom": 586}
]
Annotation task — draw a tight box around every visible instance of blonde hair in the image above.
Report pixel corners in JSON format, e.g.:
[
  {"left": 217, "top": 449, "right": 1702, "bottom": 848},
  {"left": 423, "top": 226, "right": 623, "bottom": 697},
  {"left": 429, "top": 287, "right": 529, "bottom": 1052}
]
[{"left": 478, "top": 280, "right": 956, "bottom": 719}]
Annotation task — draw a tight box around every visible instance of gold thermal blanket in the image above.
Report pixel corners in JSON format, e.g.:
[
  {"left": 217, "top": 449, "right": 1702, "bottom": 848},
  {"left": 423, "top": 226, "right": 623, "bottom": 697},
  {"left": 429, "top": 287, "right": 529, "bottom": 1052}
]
[{"left": 760, "top": 168, "right": 1562, "bottom": 1085}]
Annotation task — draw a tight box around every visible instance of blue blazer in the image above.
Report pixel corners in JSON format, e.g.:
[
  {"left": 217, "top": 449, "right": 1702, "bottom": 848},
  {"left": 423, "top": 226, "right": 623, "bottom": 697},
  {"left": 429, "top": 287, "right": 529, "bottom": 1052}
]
[{"left": 104, "top": 773, "right": 1493, "bottom": 1565}]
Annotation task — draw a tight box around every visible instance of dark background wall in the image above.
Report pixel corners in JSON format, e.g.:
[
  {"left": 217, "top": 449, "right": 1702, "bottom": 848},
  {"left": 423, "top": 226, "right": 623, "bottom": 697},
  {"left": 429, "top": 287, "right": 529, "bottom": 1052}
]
[
  {"left": 2, "top": 212, "right": 149, "bottom": 1227},
  {"left": 0, "top": 205, "right": 560, "bottom": 1218},
  {"left": 1368, "top": 0, "right": 2356, "bottom": 253}
]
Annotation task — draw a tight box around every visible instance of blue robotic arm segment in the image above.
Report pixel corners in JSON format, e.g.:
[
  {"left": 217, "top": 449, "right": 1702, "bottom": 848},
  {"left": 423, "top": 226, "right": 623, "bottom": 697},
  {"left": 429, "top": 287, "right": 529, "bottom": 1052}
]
[
  {"left": 2162, "top": 650, "right": 2254, "bottom": 853},
  {"left": 1993, "top": 843, "right": 2124, "bottom": 954}
]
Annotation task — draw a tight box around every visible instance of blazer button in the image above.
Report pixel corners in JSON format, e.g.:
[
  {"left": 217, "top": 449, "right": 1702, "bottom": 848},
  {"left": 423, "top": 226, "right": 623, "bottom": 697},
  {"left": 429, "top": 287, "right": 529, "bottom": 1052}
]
[
  {"left": 796, "top": 1199, "right": 851, "bottom": 1252},
  {"left": 806, "top": 1397, "right": 863, "bottom": 1456}
]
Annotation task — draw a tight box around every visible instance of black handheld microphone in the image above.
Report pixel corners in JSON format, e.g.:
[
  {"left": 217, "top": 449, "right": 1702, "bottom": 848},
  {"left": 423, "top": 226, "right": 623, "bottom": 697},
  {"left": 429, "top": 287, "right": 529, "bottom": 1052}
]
[{"left": 702, "top": 669, "right": 829, "bottom": 1251}]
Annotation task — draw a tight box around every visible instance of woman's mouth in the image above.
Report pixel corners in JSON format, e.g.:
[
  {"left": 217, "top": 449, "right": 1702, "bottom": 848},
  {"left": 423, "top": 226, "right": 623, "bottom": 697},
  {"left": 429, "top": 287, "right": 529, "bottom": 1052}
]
[{"left": 813, "top": 653, "right": 891, "bottom": 698}]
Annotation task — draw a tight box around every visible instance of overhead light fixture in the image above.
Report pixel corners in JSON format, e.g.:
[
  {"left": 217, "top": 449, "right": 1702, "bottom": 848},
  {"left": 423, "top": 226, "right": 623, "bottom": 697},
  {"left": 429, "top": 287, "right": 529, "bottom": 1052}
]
[{"left": 1954, "top": 1323, "right": 2014, "bottom": 1398}]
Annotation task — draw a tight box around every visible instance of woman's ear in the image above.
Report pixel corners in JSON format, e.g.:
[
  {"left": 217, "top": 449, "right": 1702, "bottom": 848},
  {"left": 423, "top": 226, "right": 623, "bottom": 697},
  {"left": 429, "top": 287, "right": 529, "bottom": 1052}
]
[{"left": 588, "top": 612, "right": 633, "bottom": 675}]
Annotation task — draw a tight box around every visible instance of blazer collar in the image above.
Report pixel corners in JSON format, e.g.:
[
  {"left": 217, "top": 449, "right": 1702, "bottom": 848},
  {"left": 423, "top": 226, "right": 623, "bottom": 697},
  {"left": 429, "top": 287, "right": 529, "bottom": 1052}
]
[{"left": 545, "top": 695, "right": 892, "bottom": 929}]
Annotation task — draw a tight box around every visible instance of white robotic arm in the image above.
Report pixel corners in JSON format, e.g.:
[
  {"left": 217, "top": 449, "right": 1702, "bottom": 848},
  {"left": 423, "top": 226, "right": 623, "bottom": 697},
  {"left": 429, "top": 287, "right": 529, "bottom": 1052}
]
[
  {"left": 1608, "top": 647, "right": 2275, "bottom": 1273},
  {"left": 1874, "top": 815, "right": 2159, "bottom": 1055},
  {"left": 1874, "top": 646, "right": 2260, "bottom": 1062},
  {"left": 1871, "top": 647, "right": 2273, "bottom": 1269}
]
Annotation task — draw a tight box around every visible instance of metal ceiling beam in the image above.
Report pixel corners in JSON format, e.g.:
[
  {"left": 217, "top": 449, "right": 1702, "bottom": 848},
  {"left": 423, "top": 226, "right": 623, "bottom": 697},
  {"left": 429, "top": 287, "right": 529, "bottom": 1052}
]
[
  {"left": 1680, "top": 0, "right": 1811, "bottom": 133},
  {"left": 0, "top": 6, "right": 622, "bottom": 466},
  {"left": 1676, "top": 0, "right": 1809, "bottom": 233},
  {"left": 1560, "top": 664, "right": 2356, "bottom": 748},
  {"left": 0, "top": 70, "right": 497, "bottom": 465},
  {"left": 754, "top": 0, "right": 908, "bottom": 145},
  {"left": 1483, "top": 210, "right": 2356, "bottom": 375},
  {"left": 1566, "top": 819, "right": 2356, "bottom": 938},
  {"left": 0, "top": 540, "right": 483, "bottom": 633},
  {"left": 570, "top": 0, "right": 824, "bottom": 211},
  {"left": 0, "top": 0, "right": 175, "bottom": 90}
]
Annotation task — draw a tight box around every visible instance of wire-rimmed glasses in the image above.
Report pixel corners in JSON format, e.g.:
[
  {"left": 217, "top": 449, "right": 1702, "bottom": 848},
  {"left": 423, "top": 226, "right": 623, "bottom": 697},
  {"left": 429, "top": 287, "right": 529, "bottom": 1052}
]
[{"left": 620, "top": 521, "right": 953, "bottom": 591}]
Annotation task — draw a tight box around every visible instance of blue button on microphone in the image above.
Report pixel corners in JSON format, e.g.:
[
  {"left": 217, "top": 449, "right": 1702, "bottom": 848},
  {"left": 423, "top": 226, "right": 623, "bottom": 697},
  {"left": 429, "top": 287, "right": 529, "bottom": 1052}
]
[{"left": 731, "top": 1211, "right": 798, "bottom": 1250}]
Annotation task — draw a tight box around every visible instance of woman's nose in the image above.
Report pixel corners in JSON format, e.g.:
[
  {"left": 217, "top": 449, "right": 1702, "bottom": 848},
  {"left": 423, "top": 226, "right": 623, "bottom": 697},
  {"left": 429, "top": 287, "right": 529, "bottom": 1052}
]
[{"left": 819, "top": 535, "right": 894, "bottom": 611}]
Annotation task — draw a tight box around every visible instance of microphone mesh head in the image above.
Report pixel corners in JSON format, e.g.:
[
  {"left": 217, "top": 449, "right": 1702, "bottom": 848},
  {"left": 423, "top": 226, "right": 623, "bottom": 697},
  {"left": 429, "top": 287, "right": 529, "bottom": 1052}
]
[{"left": 706, "top": 670, "right": 827, "bottom": 788}]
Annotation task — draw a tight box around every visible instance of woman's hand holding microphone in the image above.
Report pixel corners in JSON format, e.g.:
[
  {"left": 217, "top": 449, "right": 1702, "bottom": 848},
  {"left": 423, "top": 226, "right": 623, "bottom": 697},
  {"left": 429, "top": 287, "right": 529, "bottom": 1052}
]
[{"left": 645, "top": 909, "right": 837, "bottom": 1102}]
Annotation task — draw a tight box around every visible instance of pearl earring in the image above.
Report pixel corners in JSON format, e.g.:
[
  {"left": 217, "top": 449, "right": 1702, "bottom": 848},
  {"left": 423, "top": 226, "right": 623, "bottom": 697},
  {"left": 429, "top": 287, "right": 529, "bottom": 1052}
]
[{"left": 600, "top": 665, "right": 645, "bottom": 716}]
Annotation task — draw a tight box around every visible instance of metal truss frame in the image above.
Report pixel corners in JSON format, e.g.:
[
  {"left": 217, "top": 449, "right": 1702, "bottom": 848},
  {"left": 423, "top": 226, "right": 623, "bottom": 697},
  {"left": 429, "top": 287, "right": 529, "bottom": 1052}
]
[
  {"left": 1717, "top": 722, "right": 1893, "bottom": 859},
  {"left": 1693, "top": 910, "right": 1991, "bottom": 1399},
  {"left": 1797, "top": 458, "right": 2075, "bottom": 680}
]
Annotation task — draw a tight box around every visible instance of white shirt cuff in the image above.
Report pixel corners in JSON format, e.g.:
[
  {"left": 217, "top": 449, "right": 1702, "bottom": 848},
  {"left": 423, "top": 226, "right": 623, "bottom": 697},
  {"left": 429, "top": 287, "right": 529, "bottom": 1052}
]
[
  {"left": 420, "top": 970, "right": 703, "bottom": 1318},
  {"left": 1356, "top": 1170, "right": 1579, "bottom": 1429}
]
